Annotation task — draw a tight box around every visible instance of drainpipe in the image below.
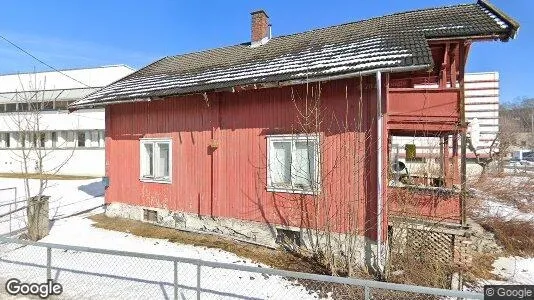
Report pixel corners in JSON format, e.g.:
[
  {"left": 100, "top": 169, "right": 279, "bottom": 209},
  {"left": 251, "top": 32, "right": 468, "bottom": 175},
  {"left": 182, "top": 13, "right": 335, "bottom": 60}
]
[{"left": 376, "top": 71, "right": 385, "bottom": 274}]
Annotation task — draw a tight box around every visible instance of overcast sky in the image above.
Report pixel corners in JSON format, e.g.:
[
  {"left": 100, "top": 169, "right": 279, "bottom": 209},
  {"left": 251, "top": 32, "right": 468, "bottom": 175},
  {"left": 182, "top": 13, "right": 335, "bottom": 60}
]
[{"left": 1, "top": 0, "right": 531, "bottom": 103}]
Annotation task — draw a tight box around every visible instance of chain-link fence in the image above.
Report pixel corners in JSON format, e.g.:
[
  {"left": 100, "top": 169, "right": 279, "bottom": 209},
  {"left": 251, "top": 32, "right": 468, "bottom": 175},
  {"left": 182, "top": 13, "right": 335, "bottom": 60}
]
[
  {"left": 0, "top": 236, "right": 483, "bottom": 299},
  {"left": 0, "top": 187, "right": 25, "bottom": 236}
]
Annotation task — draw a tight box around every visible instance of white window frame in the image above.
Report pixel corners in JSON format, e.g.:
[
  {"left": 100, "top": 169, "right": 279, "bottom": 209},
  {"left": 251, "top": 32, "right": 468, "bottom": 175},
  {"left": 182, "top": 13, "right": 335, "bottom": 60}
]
[
  {"left": 139, "top": 138, "right": 172, "bottom": 184},
  {"left": 266, "top": 134, "right": 320, "bottom": 195}
]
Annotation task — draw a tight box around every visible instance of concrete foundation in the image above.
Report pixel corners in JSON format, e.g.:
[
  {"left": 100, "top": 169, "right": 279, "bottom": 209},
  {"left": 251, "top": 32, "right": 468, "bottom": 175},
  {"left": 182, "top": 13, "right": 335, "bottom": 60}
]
[{"left": 106, "top": 202, "right": 379, "bottom": 270}]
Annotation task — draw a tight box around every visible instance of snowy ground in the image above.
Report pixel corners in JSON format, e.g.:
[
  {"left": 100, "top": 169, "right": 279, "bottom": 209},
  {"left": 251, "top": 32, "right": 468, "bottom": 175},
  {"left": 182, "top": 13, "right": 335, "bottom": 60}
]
[
  {"left": 470, "top": 175, "right": 534, "bottom": 288},
  {"left": 0, "top": 178, "right": 104, "bottom": 235},
  {"left": 0, "top": 178, "right": 325, "bottom": 299}
]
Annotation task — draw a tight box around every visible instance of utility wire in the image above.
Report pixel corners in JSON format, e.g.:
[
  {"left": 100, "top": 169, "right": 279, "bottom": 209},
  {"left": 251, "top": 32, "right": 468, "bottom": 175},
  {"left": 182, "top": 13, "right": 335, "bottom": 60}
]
[{"left": 0, "top": 34, "right": 91, "bottom": 88}]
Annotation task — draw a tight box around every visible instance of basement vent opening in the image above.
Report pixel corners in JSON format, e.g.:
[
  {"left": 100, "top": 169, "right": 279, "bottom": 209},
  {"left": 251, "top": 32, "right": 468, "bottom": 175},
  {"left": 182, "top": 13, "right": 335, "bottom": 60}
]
[
  {"left": 276, "top": 228, "right": 301, "bottom": 247},
  {"left": 143, "top": 209, "right": 158, "bottom": 222}
]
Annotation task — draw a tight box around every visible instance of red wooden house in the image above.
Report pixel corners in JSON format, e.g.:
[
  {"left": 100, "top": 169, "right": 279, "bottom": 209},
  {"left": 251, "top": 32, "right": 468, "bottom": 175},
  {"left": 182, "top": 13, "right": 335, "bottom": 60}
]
[{"left": 72, "top": 1, "right": 518, "bottom": 268}]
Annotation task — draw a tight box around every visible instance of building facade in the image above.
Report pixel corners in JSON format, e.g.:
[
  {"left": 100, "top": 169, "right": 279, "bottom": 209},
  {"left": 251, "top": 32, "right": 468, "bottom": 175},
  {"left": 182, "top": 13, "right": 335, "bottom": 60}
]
[
  {"left": 71, "top": 1, "right": 518, "bottom": 269},
  {"left": 0, "top": 65, "right": 134, "bottom": 176}
]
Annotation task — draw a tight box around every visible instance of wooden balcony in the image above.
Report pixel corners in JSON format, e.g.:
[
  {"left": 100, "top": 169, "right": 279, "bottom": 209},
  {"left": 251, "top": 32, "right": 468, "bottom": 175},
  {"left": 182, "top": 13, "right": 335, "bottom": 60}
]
[
  {"left": 388, "top": 186, "right": 461, "bottom": 224},
  {"left": 387, "top": 88, "right": 461, "bottom": 134}
]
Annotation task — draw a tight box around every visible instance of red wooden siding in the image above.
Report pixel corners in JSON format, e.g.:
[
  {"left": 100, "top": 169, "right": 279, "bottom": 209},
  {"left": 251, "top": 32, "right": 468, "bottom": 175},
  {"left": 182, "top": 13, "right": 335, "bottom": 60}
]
[
  {"left": 387, "top": 88, "right": 461, "bottom": 133},
  {"left": 105, "top": 78, "right": 383, "bottom": 240},
  {"left": 388, "top": 188, "right": 461, "bottom": 222}
]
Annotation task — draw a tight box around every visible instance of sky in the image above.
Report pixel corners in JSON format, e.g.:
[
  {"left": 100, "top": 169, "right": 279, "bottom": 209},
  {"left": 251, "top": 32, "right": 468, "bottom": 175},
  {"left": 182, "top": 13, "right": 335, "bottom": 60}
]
[{"left": 0, "top": 0, "right": 532, "bottom": 103}]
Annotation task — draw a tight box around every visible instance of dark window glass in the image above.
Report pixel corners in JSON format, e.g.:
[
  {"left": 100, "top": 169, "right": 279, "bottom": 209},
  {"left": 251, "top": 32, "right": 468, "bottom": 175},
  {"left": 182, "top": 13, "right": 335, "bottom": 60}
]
[
  {"left": 6, "top": 104, "right": 17, "bottom": 112},
  {"left": 51, "top": 132, "right": 57, "bottom": 147},
  {"left": 18, "top": 103, "right": 28, "bottom": 111},
  {"left": 77, "top": 132, "right": 86, "bottom": 147},
  {"left": 55, "top": 101, "right": 68, "bottom": 110}
]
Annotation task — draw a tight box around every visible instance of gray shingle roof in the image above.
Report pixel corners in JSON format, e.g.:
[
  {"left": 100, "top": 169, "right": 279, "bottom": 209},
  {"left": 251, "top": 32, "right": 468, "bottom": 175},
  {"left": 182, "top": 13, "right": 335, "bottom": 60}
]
[{"left": 71, "top": 0, "right": 518, "bottom": 108}]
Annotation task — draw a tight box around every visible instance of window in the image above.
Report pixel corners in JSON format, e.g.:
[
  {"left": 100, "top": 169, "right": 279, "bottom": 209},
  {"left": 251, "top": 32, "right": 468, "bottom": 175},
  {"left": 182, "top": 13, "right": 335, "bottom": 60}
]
[
  {"left": 18, "top": 103, "right": 28, "bottom": 111},
  {"left": 55, "top": 101, "right": 69, "bottom": 110},
  {"left": 66, "top": 131, "right": 75, "bottom": 147},
  {"left": 51, "top": 132, "right": 57, "bottom": 148},
  {"left": 267, "top": 135, "right": 320, "bottom": 194},
  {"left": 77, "top": 131, "right": 86, "bottom": 147},
  {"left": 42, "top": 101, "right": 54, "bottom": 110},
  {"left": 4, "top": 133, "right": 10, "bottom": 148},
  {"left": 140, "top": 139, "right": 172, "bottom": 183},
  {"left": 39, "top": 132, "right": 46, "bottom": 148},
  {"left": 19, "top": 133, "right": 26, "bottom": 148},
  {"left": 6, "top": 103, "right": 17, "bottom": 112},
  {"left": 30, "top": 133, "right": 45, "bottom": 148},
  {"left": 99, "top": 130, "right": 104, "bottom": 146}
]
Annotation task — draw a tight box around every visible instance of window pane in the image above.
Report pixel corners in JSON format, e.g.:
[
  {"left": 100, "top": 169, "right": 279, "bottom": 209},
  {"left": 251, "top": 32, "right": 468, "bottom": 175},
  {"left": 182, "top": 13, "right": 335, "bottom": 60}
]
[
  {"left": 77, "top": 132, "right": 86, "bottom": 147},
  {"left": 271, "top": 141, "right": 291, "bottom": 186},
  {"left": 42, "top": 101, "right": 54, "bottom": 110},
  {"left": 6, "top": 103, "right": 17, "bottom": 112},
  {"left": 90, "top": 131, "right": 99, "bottom": 147},
  {"left": 18, "top": 103, "right": 28, "bottom": 111},
  {"left": 6, "top": 133, "right": 10, "bottom": 148},
  {"left": 142, "top": 143, "right": 154, "bottom": 177},
  {"left": 51, "top": 132, "right": 57, "bottom": 148},
  {"left": 39, "top": 133, "right": 46, "bottom": 148},
  {"left": 55, "top": 101, "right": 68, "bottom": 110},
  {"left": 292, "top": 141, "right": 316, "bottom": 188},
  {"left": 156, "top": 142, "right": 169, "bottom": 178},
  {"left": 19, "top": 133, "right": 26, "bottom": 148}
]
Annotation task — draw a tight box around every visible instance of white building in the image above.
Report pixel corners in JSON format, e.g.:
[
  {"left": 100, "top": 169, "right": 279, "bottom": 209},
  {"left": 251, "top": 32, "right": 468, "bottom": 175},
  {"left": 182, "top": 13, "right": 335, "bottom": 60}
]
[
  {"left": 0, "top": 65, "right": 135, "bottom": 176},
  {"left": 391, "top": 72, "right": 500, "bottom": 177}
]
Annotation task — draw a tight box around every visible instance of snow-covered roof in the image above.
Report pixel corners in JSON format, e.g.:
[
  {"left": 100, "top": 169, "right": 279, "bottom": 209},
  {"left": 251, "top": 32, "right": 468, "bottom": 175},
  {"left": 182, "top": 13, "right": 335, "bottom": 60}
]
[
  {"left": 0, "top": 65, "right": 135, "bottom": 104},
  {"left": 71, "top": 0, "right": 519, "bottom": 108}
]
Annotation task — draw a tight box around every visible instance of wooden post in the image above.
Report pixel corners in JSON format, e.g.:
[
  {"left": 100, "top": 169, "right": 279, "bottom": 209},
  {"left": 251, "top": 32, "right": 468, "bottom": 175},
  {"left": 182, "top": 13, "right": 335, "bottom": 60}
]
[
  {"left": 452, "top": 133, "right": 459, "bottom": 185},
  {"left": 443, "top": 135, "right": 450, "bottom": 187}
]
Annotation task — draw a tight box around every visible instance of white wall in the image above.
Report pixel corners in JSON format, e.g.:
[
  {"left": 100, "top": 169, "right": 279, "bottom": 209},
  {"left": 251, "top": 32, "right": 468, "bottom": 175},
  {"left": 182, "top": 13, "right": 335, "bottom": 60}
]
[
  {"left": 0, "top": 109, "right": 104, "bottom": 132},
  {"left": 0, "top": 148, "right": 104, "bottom": 176},
  {"left": 0, "top": 109, "right": 105, "bottom": 177}
]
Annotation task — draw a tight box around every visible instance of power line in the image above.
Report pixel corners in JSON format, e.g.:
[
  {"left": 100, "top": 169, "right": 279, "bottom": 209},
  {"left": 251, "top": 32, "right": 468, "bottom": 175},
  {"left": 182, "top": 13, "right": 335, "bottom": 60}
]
[{"left": 0, "top": 34, "right": 91, "bottom": 88}]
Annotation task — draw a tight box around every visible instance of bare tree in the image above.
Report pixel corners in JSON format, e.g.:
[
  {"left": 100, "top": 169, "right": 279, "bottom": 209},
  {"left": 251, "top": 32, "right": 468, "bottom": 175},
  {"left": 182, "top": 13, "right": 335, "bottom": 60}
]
[{"left": 4, "top": 74, "right": 75, "bottom": 240}]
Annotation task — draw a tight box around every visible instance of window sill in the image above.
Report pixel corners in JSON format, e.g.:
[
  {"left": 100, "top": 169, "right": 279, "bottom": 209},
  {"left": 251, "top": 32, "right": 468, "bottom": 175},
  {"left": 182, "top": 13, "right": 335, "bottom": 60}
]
[
  {"left": 140, "top": 178, "right": 172, "bottom": 184},
  {"left": 266, "top": 186, "right": 319, "bottom": 195}
]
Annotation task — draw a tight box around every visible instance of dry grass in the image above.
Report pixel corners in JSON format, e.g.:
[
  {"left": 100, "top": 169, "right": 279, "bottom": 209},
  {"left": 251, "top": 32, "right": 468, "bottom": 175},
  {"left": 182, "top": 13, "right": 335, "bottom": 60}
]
[
  {"left": 471, "top": 174, "right": 534, "bottom": 214},
  {"left": 466, "top": 253, "right": 502, "bottom": 281},
  {"left": 477, "top": 217, "right": 534, "bottom": 257},
  {"left": 388, "top": 248, "right": 454, "bottom": 290},
  {"left": 88, "top": 214, "right": 330, "bottom": 275},
  {"left": 0, "top": 173, "right": 98, "bottom": 180}
]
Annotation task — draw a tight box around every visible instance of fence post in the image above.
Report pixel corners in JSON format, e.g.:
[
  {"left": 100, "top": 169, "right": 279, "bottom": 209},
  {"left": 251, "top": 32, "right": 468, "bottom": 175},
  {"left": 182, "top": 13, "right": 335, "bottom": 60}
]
[
  {"left": 9, "top": 203, "right": 12, "bottom": 234},
  {"left": 46, "top": 247, "right": 52, "bottom": 280},
  {"left": 174, "top": 260, "right": 178, "bottom": 300},
  {"left": 196, "top": 263, "right": 201, "bottom": 300},
  {"left": 364, "top": 286, "right": 371, "bottom": 300}
]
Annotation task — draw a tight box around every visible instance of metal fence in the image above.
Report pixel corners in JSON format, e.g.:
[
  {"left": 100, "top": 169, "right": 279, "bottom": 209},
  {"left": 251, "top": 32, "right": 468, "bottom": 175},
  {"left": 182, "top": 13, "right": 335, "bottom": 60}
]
[
  {"left": 0, "top": 236, "right": 483, "bottom": 300},
  {"left": 0, "top": 187, "right": 22, "bottom": 235}
]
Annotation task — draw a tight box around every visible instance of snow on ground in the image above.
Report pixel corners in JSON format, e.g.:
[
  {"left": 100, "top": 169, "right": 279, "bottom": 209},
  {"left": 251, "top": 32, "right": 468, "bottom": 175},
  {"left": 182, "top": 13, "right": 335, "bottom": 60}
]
[
  {"left": 0, "top": 215, "right": 323, "bottom": 299},
  {"left": 490, "top": 257, "right": 534, "bottom": 285},
  {"left": 0, "top": 178, "right": 104, "bottom": 235},
  {"left": 0, "top": 178, "right": 324, "bottom": 299},
  {"left": 469, "top": 175, "right": 534, "bottom": 288}
]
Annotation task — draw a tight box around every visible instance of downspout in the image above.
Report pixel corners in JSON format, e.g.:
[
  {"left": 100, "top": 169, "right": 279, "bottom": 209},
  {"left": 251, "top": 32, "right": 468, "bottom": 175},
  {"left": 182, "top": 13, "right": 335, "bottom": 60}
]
[{"left": 376, "top": 71, "right": 385, "bottom": 274}]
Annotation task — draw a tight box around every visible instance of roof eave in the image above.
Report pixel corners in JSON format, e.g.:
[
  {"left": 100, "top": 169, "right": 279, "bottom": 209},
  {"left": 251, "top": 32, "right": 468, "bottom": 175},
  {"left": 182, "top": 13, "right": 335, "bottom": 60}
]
[
  {"left": 478, "top": 0, "right": 520, "bottom": 40},
  {"left": 69, "top": 64, "right": 432, "bottom": 109}
]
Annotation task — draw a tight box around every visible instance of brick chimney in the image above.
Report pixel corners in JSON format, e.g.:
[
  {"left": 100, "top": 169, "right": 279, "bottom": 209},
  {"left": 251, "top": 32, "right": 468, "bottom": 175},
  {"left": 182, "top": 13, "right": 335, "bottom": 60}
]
[{"left": 251, "top": 10, "right": 270, "bottom": 44}]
